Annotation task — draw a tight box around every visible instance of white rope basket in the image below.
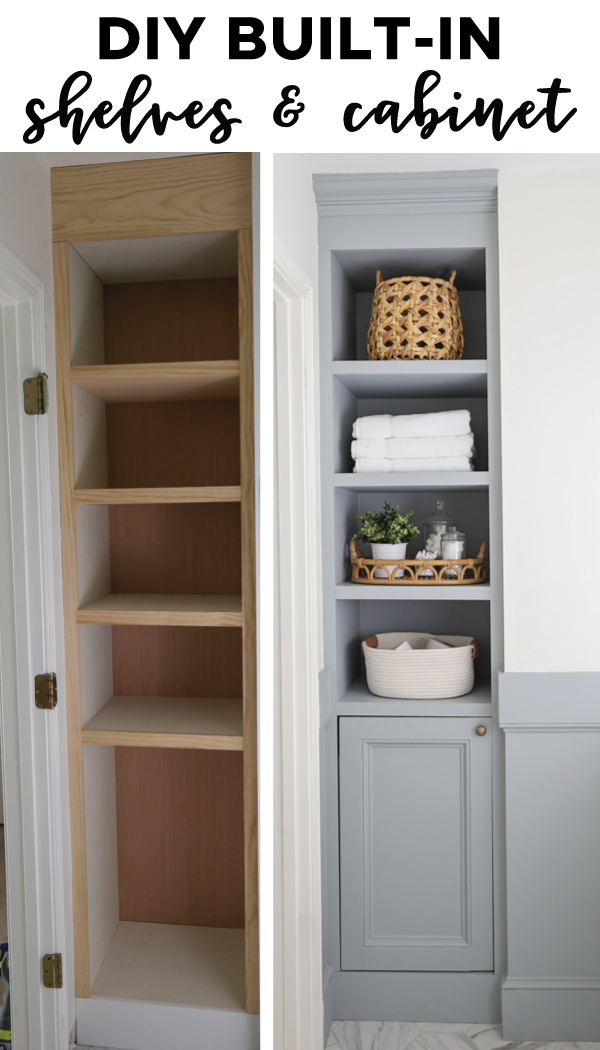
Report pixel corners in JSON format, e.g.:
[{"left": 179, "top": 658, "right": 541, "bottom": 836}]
[{"left": 362, "top": 632, "right": 477, "bottom": 699}]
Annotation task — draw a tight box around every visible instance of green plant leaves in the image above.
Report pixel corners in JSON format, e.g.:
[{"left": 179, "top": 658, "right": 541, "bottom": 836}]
[{"left": 352, "top": 502, "right": 420, "bottom": 545}]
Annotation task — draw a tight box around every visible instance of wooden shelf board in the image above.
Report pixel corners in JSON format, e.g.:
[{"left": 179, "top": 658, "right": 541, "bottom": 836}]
[
  {"left": 77, "top": 593, "right": 243, "bottom": 626},
  {"left": 337, "top": 677, "right": 492, "bottom": 717},
  {"left": 332, "top": 360, "right": 487, "bottom": 398},
  {"left": 82, "top": 696, "right": 243, "bottom": 750},
  {"left": 74, "top": 486, "right": 241, "bottom": 505},
  {"left": 90, "top": 921, "right": 246, "bottom": 1010},
  {"left": 335, "top": 582, "right": 491, "bottom": 601},
  {"left": 335, "top": 472, "right": 489, "bottom": 491},
  {"left": 71, "top": 361, "right": 240, "bottom": 402}
]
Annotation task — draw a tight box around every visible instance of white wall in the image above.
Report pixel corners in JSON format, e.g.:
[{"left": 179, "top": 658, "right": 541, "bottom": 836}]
[
  {"left": 0, "top": 154, "right": 75, "bottom": 1032},
  {"left": 498, "top": 170, "right": 600, "bottom": 672},
  {"left": 274, "top": 154, "right": 319, "bottom": 292}
]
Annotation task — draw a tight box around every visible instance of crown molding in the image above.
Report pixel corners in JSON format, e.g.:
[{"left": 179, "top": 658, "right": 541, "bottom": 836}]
[{"left": 312, "top": 170, "right": 498, "bottom": 216}]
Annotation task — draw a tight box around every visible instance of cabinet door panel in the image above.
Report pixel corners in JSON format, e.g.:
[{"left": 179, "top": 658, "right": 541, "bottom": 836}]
[{"left": 340, "top": 717, "right": 493, "bottom": 971}]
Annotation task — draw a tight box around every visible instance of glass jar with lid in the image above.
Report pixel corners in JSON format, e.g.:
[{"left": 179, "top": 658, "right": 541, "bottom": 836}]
[
  {"left": 422, "top": 499, "right": 456, "bottom": 557},
  {"left": 441, "top": 528, "right": 466, "bottom": 578}
]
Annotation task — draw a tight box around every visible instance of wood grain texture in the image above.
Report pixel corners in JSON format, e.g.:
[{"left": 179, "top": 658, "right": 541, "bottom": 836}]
[
  {"left": 74, "top": 486, "right": 241, "bottom": 505},
  {"left": 112, "top": 626, "right": 243, "bottom": 700},
  {"left": 103, "top": 279, "right": 239, "bottom": 364},
  {"left": 71, "top": 361, "right": 240, "bottom": 401},
  {"left": 77, "top": 593, "right": 242, "bottom": 627},
  {"left": 106, "top": 400, "right": 240, "bottom": 487},
  {"left": 116, "top": 748, "right": 245, "bottom": 928},
  {"left": 82, "top": 696, "right": 243, "bottom": 751},
  {"left": 53, "top": 241, "right": 91, "bottom": 996},
  {"left": 51, "top": 153, "right": 252, "bottom": 242},
  {"left": 108, "top": 503, "right": 241, "bottom": 595},
  {"left": 238, "top": 227, "right": 259, "bottom": 1013}
]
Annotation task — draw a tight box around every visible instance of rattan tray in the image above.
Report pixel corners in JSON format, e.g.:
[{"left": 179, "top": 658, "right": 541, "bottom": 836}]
[{"left": 350, "top": 539, "right": 486, "bottom": 585}]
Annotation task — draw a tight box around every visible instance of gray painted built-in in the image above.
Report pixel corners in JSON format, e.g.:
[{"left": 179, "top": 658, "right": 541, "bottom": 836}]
[{"left": 316, "top": 172, "right": 505, "bottom": 1038}]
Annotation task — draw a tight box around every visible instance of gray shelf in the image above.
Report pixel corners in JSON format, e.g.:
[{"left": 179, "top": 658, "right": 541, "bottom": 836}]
[
  {"left": 335, "top": 472, "right": 489, "bottom": 491},
  {"left": 332, "top": 360, "right": 487, "bottom": 398},
  {"left": 335, "top": 583, "right": 491, "bottom": 601},
  {"left": 337, "top": 677, "right": 492, "bottom": 717}
]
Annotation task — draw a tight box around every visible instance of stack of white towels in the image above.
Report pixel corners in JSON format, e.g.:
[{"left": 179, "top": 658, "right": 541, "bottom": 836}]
[{"left": 351, "top": 409, "right": 475, "bottom": 473}]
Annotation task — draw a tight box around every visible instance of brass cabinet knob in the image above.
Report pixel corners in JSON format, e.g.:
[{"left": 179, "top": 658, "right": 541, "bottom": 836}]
[{"left": 475, "top": 725, "right": 487, "bottom": 736}]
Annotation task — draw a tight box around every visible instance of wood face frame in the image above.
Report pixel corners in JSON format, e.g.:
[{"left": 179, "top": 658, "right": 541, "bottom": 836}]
[
  {"left": 51, "top": 154, "right": 252, "bottom": 242},
  {"left": 51, "top": 153, "right": 258, "bottom": 1013}
]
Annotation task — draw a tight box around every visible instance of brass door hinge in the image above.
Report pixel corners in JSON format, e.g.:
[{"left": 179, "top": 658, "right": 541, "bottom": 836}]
[
  {"left": 23, "top": 373, "right": 49, "bottom": 415},
  {"left": 42, "top": 952, "right": 63, "bottom": 989},
  {"left": 35, "top": 673, "right": 57, "bottom": 710}
]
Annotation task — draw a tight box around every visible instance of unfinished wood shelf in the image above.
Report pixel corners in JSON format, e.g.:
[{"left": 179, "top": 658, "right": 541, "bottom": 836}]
[
  {"left": 90, "top": 921, "right": 246, "bottom": 1009},
  {"left": 74, "top": 486, "right": 241, "bottom": 505},
  {"left": 77, "top": 593, "right": 243, "bottom": 627},
  {"left": 82, "top": 696, "right": 243, "bottom": 751},
  {"left": 71, "top": 360, "right": 240, "bottom": 401}
]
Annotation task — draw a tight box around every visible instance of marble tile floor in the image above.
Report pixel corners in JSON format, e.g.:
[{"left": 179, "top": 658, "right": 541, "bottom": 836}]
[{"left": 325, "top": 1022, "right": 600, "bottom": 1050}]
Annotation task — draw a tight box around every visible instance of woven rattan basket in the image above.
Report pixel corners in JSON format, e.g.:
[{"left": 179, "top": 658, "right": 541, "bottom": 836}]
[
  {"left": 367, "top": 270, "right": 464, "bottom": 360},
  {"left": 362, "top": 632, "right": 477, "bottom": 699}
]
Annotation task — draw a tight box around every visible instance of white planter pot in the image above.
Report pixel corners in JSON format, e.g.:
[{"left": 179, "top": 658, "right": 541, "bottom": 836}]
[{"left": 371, "top": 542, "right": 407, "bottom": 579}]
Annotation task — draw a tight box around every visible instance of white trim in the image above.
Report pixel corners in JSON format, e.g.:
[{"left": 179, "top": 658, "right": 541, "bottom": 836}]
[
  {"left": 76, "top": 996, "right": 259, "bottom": 1050},
  {"left": 273, "top": 238, "right": 323, "bottom": 1050},
  {"left": 0, "top": 240, "right": 68, "bottom": 1049}
]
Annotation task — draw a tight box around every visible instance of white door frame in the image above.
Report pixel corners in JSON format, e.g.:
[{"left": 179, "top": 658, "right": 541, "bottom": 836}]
[
  {"left": 273, "top": 240, "right": 323, "bottom": 1050},
  {"left": 0, "top": 241, "right": 69, "bottom": 1049}
]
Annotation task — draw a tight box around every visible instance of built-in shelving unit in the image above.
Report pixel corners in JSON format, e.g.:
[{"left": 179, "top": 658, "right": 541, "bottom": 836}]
[
  {"left": 52, "top": 155, "right": 257, "bottom": 1049},
  {"left": 316, "top": 171, "right": 503, "bottom": 1030}
]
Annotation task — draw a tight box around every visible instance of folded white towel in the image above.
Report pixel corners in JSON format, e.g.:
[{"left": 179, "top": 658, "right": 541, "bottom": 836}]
[
  {"left": 353, "top": 409, "right": 471, "bottom": 440},
  {"left": 351, "top": 433, "right": 475, "bottom": 461},
  {"left": 352, "top": 414, "right": 393, "bottom": 439},
  {"left": 353, "top": 456, "right": 474, "bottom": 473},
  {"left": 394, "top": 640, "right": 413, "bottom": 651}
]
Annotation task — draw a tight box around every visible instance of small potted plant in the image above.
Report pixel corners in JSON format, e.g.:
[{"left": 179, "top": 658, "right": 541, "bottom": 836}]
[{"left": 353, "top": 502, "right": 420, "bottom": 578}]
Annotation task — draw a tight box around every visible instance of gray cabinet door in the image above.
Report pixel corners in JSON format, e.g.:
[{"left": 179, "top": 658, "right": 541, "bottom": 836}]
[{"left": 340, "top": 717, "right": 493, "bottom": 971}]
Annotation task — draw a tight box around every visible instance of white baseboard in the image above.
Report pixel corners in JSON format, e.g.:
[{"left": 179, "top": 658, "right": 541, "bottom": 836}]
[
  {"left": 502, "top": 977, "right": 600, "bottom": 1041},
  {"left": 76, "top": 997, "right": 260, "bottom": 1050}
]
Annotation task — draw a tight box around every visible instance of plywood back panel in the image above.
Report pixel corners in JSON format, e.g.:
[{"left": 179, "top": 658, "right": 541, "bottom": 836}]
[
  {"left": 108, "top": 504, "right": 241, "bottom": 595},
  {"left": 104, "top": 278, "right": 239, "bottom": 364},
  {"left": 112, "top": 626, "right": 243, "bottom": 699},
  {"left": 106, "top": 400, "right": 240, "bottom": 487},
  {"left": 116, "top": 748, "right": 244, "bottom": 928}
]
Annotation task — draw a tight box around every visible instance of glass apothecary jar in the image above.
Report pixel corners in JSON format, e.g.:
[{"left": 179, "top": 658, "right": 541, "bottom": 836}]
[
  {"left": 441, "top": 528, "right": 466, "bottom": 578},
  {"left": 422, "top": 500, "right": 456, "bottom": 557}
]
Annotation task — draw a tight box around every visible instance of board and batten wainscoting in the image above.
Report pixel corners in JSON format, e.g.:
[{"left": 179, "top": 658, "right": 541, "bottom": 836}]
[{"left": 498, "top": 170, "right": 600, "bottom": 1041}]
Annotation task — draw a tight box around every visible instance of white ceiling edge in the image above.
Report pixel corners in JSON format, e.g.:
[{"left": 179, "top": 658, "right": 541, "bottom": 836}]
[
  {"left": 304, "top": 153, "right": 600, "bottom": 173},
  {"left": 39, "top": 151, "right": 202, "bottom": 170}
]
